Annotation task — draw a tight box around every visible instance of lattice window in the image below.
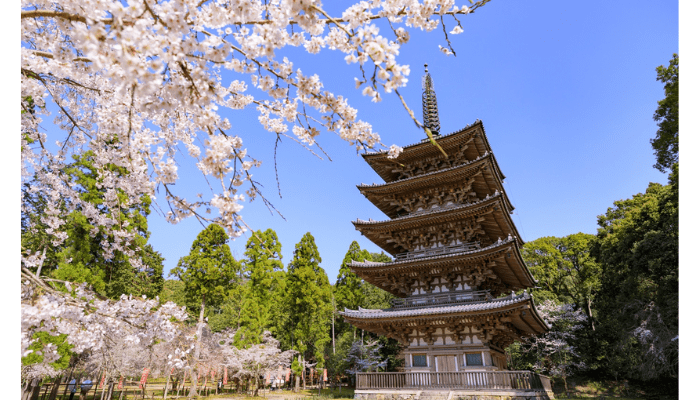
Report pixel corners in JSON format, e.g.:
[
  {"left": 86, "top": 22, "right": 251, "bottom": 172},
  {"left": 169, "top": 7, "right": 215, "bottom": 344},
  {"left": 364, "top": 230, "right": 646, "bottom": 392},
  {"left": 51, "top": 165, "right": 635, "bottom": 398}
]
[
  {"left": 466, "top": 353, "right": 483, "bottom": 366},
  {"left": 412, "top": 354, "right": 428, "bottom": 367}
]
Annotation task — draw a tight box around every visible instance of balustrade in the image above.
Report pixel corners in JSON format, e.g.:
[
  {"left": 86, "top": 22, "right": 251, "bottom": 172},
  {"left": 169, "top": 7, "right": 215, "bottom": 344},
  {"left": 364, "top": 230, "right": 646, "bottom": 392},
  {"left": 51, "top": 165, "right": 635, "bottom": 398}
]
[
  {"left": 394, "top": 241, "right": 481, "bottom": 261},
  {"left": 390, "top": 290, "right": 493, "bottom": 309},
  {"left": 356, "top": 371, "right": 550, "bottom": 391}
]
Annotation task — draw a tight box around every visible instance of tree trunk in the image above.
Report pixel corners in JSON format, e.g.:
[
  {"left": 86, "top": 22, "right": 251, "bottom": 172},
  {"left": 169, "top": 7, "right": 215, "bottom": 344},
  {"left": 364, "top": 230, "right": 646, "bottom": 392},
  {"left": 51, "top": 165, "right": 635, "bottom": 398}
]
[
  {"left": 105, "top": 382, "right": 115, "bottom": 400},
  {"left": 162, "top": 367, "right": 171, "bottom": 400},
  {"left": 48, "top": 375, "right": 62, "bottom": 400},
  {"left": 586, "top": 297, "right": 596, "bottom": 331},
  {"left": 188, "top": 297, "right": 206, "bottom": 399},
  {"left": 30, "top": 379, "right": 42, "bottom": 400}
]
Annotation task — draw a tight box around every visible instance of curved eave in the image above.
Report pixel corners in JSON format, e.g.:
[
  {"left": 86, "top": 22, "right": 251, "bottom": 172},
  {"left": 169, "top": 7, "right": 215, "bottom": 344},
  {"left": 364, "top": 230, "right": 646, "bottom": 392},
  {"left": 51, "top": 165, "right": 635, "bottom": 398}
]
[
  {"left": 357, "top": 153, "right": 515, "bottom": 218},
  {"left": 352, "top": 193, "right": 524, "bottom": 255},
  {"left": 362, "top": 120, "right": 507, "bottom": 183},
  {"left": 340, "top": 292, "right": 548, "bottom": 336},
  {"left": 348, "top": 239, "right": 538, "bottom": 293}
]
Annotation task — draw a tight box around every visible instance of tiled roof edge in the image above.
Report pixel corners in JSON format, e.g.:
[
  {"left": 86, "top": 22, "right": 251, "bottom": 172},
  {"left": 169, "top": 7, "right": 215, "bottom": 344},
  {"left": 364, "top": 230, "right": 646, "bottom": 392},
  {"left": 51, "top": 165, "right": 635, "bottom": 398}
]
[
  {"left": 347, "top": 236, "right": 518, "bottom": 268},
  {"left": 339, "top": 290, "right": 531, "bottom": 319}
]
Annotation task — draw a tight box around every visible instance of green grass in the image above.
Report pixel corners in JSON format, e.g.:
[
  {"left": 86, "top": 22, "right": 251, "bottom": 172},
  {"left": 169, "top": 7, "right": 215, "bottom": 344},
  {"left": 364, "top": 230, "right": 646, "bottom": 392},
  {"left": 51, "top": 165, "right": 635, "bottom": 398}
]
[{"left": 550, "top": 376, "right": 651, "bottom": 399}]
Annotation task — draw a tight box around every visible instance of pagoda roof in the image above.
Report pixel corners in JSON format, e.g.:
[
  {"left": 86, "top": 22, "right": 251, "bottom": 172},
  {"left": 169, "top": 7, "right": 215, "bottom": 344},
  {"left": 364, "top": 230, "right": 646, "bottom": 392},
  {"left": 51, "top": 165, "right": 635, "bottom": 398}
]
[
  {"left": 357, "top": 152, "right": 515, "bottom": 218},
  {"left": 339, "top": 291, "right": 549, "bottom": 337},
  {"left": 362, "top": 120, "right": 506, "bottom": 183},
  {"left": 353, "top": 192, "right": 523, "bottom": 255},
  {"left": 348, "top": 239, "right": 537, "bottom": 294}
]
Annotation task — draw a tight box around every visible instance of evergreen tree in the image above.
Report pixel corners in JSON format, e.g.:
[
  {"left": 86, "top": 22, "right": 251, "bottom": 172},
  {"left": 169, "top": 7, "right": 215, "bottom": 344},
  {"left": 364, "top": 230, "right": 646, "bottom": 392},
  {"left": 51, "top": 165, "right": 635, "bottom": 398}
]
[
  {"left": 333, "top": 242, "right": 371, "bottom": 340},
  {"left": 282, "top": 233, "right": 333, "bottom": 379},
  {"left": 170, "top": 224, "right": 240, "bottom": 398},
  {"left": 335, "top": 241, "right": 369, "bottom": 312},
  {"left": 235, "top": 229, "right": 285, "bottom": 346}
]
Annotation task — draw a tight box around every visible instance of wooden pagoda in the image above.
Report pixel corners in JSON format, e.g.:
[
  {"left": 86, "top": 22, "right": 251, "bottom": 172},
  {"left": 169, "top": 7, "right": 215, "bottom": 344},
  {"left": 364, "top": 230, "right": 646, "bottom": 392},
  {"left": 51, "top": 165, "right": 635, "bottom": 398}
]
[{"left": 340, "top": 66, "right": 551, "bottom": 397}]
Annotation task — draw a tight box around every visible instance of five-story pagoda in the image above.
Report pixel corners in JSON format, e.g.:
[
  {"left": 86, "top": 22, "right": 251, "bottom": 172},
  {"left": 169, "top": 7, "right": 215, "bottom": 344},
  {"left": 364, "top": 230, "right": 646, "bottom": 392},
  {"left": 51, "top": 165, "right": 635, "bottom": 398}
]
[{"left": 340, "top": 66, "right": 549, "bottom": 386}]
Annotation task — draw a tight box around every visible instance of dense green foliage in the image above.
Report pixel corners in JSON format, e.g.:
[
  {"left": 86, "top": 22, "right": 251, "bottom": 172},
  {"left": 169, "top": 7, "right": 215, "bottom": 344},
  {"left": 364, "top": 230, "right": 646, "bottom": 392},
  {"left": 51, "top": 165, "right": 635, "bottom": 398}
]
[
  {"left": 335, "top": 242, "right": 369, "bottom": 313},
  {"left": 593, "top": 163, "right": 678, "bottom": 380},
  {"left": 281, "top": 232, "right": 334, "bottom": 368},
  {"left": 235, "top": 229, "right": 285, "bottom": 346},
  {"left": 523, "top": 233, "right": 601, "bottom": 330},
  {"left": 170, "top": 224, "right": 241, "bottom": 316},
  {"left": 651, "top": 54, "right": 679, "bottom": 172},
  {"left": 21, "top": 332, "right": 74, "bottom": 371}
]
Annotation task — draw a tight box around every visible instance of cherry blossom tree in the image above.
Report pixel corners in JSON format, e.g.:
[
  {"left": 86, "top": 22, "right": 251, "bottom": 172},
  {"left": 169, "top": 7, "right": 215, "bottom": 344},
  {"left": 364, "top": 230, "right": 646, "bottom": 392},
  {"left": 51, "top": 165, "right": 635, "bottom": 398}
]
[
  {"left": 345, "top": 339, "right": 387, "bottom": 376},
  {"left": 20, "top": 268, "right": 188, "bottom": 398},
  {"left": 21, "top": 0, "right": 492, "bottom": 273},
  {"left": 518, "top": 300, "right": 587, "bottom": 397},
  {"left": 216, "top": 330, "right": 296, "bottom": 396}
]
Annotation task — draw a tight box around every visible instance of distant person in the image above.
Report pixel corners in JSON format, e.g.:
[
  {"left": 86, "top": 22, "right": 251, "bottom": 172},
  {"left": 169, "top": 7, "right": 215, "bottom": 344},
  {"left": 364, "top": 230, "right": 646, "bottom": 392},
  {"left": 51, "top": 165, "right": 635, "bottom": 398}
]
[
  {"left": 79, "top": 377, "right": 93, "bottom": 400},
  {"left": 67, "top": 378, "right": 77, "bottom": 400}
]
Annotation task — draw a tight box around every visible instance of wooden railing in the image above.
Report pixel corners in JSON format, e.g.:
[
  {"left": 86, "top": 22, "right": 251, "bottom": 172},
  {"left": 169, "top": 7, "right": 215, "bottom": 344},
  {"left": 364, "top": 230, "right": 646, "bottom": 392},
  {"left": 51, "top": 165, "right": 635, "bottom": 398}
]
[
  {"left": 356, "top": 371, "right": 551, "bottom": 391},
  {"left": 390, "top": 290, "right": 494, "bottom": 309},
  {"left": 394, "top": 242, "right": 481, "bottom": 261}
]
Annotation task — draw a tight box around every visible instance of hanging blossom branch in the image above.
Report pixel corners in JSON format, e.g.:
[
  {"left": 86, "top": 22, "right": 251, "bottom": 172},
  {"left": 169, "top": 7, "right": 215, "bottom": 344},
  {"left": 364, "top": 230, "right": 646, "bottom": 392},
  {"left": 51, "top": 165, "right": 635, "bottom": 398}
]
[{"left": 21, "top": 0, "right": 490, "bottom": 270}]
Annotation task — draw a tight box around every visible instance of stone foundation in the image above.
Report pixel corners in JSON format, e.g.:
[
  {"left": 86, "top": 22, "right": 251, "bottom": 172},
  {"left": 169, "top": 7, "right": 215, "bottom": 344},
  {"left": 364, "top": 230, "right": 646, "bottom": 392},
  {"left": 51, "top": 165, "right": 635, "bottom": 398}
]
[{"left": 353, "top": 389, "right": 555, "bottom": 400}]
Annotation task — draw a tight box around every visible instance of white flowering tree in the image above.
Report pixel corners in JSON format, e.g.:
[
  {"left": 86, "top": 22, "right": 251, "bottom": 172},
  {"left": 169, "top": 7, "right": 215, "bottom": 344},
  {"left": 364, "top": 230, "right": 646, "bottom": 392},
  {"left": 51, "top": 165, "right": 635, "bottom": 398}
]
[
  {"left": 217, "top": 330, "right": 296, "bottom": 396},
  {"left": 518, "top": 300, "right": 587, "bottom": 396},
  {"left": 345, "top": 339, "right": 387, "bottom": 383},
  {"left": 20, "top": 268, "right": 188, "bottom": 399},
  {"left": 21, "top": 0, "right": 491, "bottom": 271}
]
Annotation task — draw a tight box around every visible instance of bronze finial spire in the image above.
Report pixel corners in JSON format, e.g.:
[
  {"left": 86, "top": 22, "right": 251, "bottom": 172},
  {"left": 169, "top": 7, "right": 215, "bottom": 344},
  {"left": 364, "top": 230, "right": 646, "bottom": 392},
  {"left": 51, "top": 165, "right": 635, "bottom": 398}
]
[{"left": 422, "top": 63, "right": 441, "bottom": 134}]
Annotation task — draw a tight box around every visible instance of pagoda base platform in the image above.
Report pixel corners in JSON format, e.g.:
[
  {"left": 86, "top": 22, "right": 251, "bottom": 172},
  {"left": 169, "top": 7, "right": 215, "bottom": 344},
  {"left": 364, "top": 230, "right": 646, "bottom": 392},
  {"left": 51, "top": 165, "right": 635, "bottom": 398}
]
[{"left": 354, "top": 389, "right": 554, "bottom": 400}]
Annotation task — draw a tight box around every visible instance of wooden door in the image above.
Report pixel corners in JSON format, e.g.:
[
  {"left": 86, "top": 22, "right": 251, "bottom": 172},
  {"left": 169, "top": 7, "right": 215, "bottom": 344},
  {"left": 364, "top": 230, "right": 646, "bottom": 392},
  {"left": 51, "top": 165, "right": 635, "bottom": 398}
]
[{"left": 435, "top": 355, "right": 457, "bottom": 372}]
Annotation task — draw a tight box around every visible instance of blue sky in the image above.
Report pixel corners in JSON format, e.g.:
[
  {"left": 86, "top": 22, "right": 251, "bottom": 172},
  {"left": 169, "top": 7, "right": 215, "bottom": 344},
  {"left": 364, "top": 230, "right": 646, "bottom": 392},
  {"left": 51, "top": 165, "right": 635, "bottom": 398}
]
[{"left": 144, "top": 0, "right": 678, "bottom": 283}]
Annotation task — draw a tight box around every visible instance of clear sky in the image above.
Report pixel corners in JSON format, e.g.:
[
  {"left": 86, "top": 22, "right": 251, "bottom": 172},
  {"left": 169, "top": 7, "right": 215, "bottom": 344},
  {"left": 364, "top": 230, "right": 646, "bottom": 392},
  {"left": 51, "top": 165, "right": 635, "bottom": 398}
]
[{"left": 140, "top": 1, "right": 676, "bottom": 283}]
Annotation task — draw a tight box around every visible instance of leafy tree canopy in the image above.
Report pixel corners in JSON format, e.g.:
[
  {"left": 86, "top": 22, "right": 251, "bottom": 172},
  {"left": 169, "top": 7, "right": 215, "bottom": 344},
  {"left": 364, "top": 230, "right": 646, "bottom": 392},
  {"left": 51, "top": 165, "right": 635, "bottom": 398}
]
[
  {"left": 170, "top": 224, "right": 240, "bottom": 311},
  {"left": 651, "top": 54, "right": 679, "bottom": 172},
  {"left": 283, "top": 232, "right": 333, "bottom": 368},
  {"left": 593, "top": 165, "right": 678, "bottom": 380},
  {"left": 335, "top": 241, "right": 370, "bottom": 312},
  {"left": 523, "top": 233, "right": 601, "bottom": 330}
]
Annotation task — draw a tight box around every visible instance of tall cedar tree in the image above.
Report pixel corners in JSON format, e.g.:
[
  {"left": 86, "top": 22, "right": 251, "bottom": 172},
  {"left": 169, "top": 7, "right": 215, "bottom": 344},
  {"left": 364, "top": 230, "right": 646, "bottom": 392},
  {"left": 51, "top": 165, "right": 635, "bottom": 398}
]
[
  {"left": 235, "top": 229, "right": 285, "bottom": 346},
  {"left": 170, "top": 224, "right": 240, "bottom": 398},
  {"left": 522, "top": 233, "right": 601, "bottom": 331},
  {"left": 651, "top": 54, "right": 679, "bottom": 172},
  {"left": 592, "top": 165, "right": 678, "bottom": 382},
  {"left": 283, "top": 233, "right": 333, "bottom": 371},
  {"left": 334, "top": 242, "right": 371, "bottom": 338},
  {"left": 21, "top": 151, "right": 164, "bottom": 299}
]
